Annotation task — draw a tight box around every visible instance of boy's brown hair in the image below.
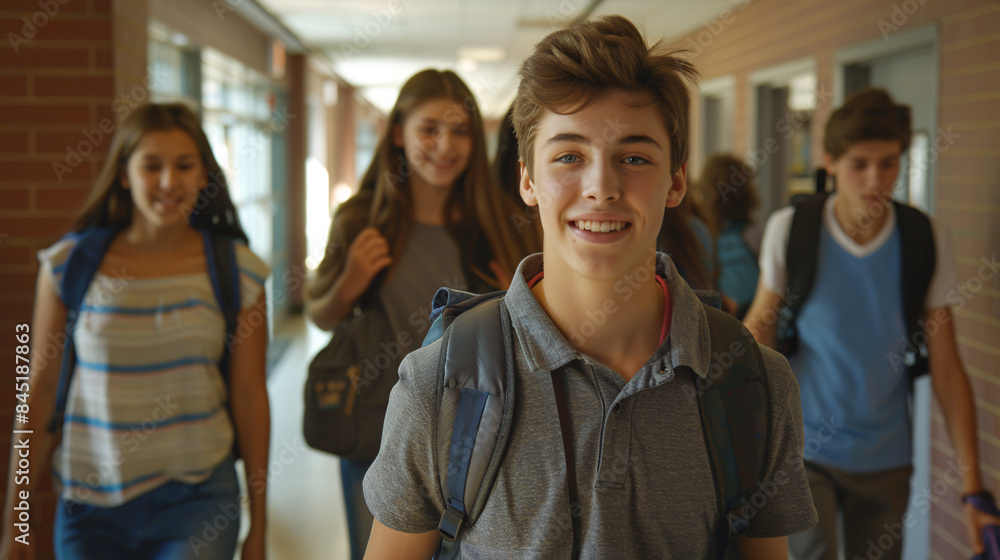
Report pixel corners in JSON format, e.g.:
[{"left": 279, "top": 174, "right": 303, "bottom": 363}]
[
  {"left": 512, "top": 15, "right": 698, "bottom": 175},
  {"left": 824, "top": 88, "right": 911, "bottom": 159}
]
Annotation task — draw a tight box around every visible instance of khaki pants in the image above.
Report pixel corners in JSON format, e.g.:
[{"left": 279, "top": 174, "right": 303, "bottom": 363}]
[{"left": 788, "top": 462, "right": 913, "bottom": 560}]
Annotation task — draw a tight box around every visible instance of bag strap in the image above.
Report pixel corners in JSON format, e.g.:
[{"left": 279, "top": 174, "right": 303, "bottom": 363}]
[
  {"left": 696, "top": 301, "right": 770, "bottom": 555},
  {"left": 777, "top": 192, "right": 829, "bottom": 356},
  {"left": 202, "top": 230, "right": 241, "bottom": 386},
  {"left": 49, "top": 227, "right": 119, "bottom": 433},
  {"left": 551, "top": 368, "right": 581, "bottom": 560},
  {"left": 433, "top": 294, "right": 515, "bottom": 558},
  {"left": 893, "top": 201, "right": 935, "bottom": 381}
]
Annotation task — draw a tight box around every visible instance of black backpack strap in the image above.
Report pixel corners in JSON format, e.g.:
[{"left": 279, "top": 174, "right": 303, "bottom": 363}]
[
  {"left": 50, "top": 228, "right": 119, "bottom": 433},
  {"left": 696, "top": 302, "right": 770, "bottom": 554},
  {"left": 777, "top": 192, "right": 829, "bottom": 356},
  {"left": 434, "top": 295, "right": 516, "bottom": 559},
  {"left": 202, "top": 230, "right": 241, "bottom": 386},
  {"left": 894, "top": 202, "right": 936, "bottom": 381}
]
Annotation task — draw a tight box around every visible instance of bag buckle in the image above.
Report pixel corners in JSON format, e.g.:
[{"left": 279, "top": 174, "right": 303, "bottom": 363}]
[{"left": 438, "top": 504, "right": 466, "bottom": 541}]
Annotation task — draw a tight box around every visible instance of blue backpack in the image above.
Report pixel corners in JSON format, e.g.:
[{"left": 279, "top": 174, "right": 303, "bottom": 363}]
[
  {"left": 422, "top": 286, "right": 770, "bottom": 559},
  {"left": 47, "top": 227, "right": 242, "bottom": 452}
]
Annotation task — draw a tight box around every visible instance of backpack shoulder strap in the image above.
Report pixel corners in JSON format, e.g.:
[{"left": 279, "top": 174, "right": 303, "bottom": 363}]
[
  {"left": 893, "top": 202, "right": 936, "bottom": 380},
  {"left": 430, "top": 292, "right": 515, "bottom": 559},
  {"left": 777, "top": 192, "right": 829, "bottom": 356},
  {"left": 50, "top": 227, "right": 119, "bottom": 433},
  {"left": 203, "top": 230, "right": 241, "bottom": 387},
  {"left": 696, "top": 301, "right": 770, "bottom": 552}
]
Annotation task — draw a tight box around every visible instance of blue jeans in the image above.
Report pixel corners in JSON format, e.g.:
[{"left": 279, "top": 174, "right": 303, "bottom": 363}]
[
  {"left": 55, "top": 458, "right": 241, "bottom": 560},
  {"left": 341, "top": 458, "right": 375, "bottom": 560}
]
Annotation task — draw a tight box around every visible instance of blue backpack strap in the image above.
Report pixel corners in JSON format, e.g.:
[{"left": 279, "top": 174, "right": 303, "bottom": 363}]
[
  {"left": 49, "top": 227, "right": 119, "bottom": 433},
  {"left": 695, "top": 299, "right": 770, "bottom": 555},
  {"left": 428, "top": 293, "right": 515, "bottom": 560},
  {"left": 423, "top": 288, "right": 484, "bottom": 348}
]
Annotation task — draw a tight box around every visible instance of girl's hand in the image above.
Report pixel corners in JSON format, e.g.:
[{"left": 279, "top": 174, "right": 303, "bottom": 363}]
[
  {"left": 965, "top": 500, "right": 1000, "bottom": 556},
  {"left": 239, "top": 525, "right": 266, "bottom": 560},
  {"left": 341, "top": 227, "right": 393, "bottom": 302}
]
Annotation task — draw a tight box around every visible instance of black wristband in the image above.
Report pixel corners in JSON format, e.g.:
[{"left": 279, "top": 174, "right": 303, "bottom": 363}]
[{"left": 961, "top": 490, "right": 995, "bottom": 504}]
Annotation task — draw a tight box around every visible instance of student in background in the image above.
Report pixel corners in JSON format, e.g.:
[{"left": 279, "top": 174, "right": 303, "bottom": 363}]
[
  {"left": 494, "top": 103, "right": 544, "bottom": 256},
  {"left": 659, "top": 195, "right": 715, "bottom": 291},
  {"left": 305, "top": 69, "right": 531, "bottom": 560},
  {"left": 696, "top": 153, "right": 763, "bottom": 319},
  {"left": 744, "top": 88, "right": 1000, "bottom": 559},
  {"left": 0, "top": 103, "right": 271, "bottom": 560}
]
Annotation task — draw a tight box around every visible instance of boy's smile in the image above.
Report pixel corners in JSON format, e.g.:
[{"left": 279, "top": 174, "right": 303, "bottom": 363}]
[{"left": 520, "top": 89, "right": 686, "bottom": 281}]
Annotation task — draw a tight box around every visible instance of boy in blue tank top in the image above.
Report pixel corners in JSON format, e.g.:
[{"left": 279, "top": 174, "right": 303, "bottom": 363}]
[{"left": 744, "top": 88, "right": 1000, "bottom": 559}]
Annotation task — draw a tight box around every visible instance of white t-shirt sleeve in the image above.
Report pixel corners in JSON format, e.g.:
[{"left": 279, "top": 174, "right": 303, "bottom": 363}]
[
  {"left": 925, "top": 218, "right": 958, "bottom": 310},
  {"left": 758, "top": 206, "right": 796, "bottom": 294}
]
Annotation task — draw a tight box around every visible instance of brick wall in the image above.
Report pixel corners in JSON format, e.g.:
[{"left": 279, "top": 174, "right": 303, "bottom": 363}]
[
  {"left": 668, "top": 0, "right": 1000, "bottom": 556},
  {"left": 0, "top": 0, "right": 145, "bottom": 556}
]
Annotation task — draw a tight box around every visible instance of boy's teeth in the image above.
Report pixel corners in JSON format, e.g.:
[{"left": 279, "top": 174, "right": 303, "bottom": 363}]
[{"left": 577, "top": 221, "right": 624, "bottom": 232}]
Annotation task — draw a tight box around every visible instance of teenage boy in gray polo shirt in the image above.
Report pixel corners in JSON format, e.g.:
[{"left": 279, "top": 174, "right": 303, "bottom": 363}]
[{"left": 362, "top": 15, "right": 817, "bottom": 559}]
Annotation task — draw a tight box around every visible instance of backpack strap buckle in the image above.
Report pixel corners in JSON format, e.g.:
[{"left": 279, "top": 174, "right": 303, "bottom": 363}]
[{"left": 438, "top": 503, "right": 466, "bottom": 541}]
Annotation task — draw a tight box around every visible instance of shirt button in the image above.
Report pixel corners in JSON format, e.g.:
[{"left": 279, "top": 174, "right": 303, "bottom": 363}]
[{"left": 612, "top": 402, "right": 622, "bottom": 413}]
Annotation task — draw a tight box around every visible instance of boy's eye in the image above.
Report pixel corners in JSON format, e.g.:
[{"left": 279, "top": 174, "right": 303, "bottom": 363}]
[
  {"left": 556, "top": 154, "right": 580, "bottom": 164},
  {"left": 623, "top": 156, "right": 648, "bottom": 165}
]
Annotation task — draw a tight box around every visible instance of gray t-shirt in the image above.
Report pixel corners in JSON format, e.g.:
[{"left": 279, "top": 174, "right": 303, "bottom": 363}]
[
  {"left": 365, "top": 253, "right": 817, "bottom": 558},
  {"left": 379, "top": 222, "right": 467, "bottom": 353}
]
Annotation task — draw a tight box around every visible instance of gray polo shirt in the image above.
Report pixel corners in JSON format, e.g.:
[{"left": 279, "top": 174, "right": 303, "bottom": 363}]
[{"left": 364, "top": 253, "right": 817, "bottom": 558}]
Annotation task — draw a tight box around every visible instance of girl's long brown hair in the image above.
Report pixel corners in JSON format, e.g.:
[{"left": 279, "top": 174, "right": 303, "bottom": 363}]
[
  {"left": 308, "top": 69, "right": 531, "bottom": 300},
  {"left": 71, "top": 103, "right": 247, "bottom": 243}
]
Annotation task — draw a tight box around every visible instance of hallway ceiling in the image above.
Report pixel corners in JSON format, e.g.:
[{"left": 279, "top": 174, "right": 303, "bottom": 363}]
[{"left": 256, "top": 0, "right": 748, "bottom": 117}]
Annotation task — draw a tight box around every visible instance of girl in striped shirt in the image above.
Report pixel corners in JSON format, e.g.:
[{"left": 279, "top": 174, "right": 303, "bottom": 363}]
[{"left": 1, "top": 103, "right": 271, "bottom": 560}]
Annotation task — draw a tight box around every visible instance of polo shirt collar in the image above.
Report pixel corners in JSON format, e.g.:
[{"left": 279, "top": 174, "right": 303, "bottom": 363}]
[{"left": 505, "top": 252, "right": 713, "bottom": 379}]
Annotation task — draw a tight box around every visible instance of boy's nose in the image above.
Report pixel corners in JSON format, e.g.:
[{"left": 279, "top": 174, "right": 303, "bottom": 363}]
[{"left": 582, "top": 161, "right": 620, "bottom": 202}]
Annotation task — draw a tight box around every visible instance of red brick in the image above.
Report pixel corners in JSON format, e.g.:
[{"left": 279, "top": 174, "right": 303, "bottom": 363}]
[
  {"left": 0, "top": 188, "right": 30, "bottom": 210},
  {"left": 35, "top": 75, "right": 113, "bottom": 97},
  {"left": 1, "top": 160, "right": 64, "bottom": 181},
  {"left": 0, "top": 271, "right": 42, "bottom": 292},
  {"left": 0, "top": 0, "right": 90, "bottom": 12},
  {"left": 93, "top": 46, "right": 111, "bottom": 68},
  {"left": 34, "top": 131, "right": 84, "bottom": 152},
  {"left": 0, "top": 18, "right": 111, "bottom": 43},
  {"left": 0, "top": 132, "right": 29, "bottom": 153},
  {"left": 0, "top": 104, "right": 89, "bottom": 125},
  {"left": 0, "top": 75, "right": 29, "bottom": 96},
  {"left": 0, "top": 245, "right": 31, "bottom": 266},
  {"left": 0, "top": 46, "right": 89, "bottom": 68},
  {"left": 90, "top": 0, "right": 112, "bottom": 14},
  {"left": 36, "top": 186, "right": 89, "bottom": 210}
]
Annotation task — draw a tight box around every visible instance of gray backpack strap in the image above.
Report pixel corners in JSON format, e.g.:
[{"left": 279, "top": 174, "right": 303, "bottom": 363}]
[
  {"left": 696, "top": 301, "right": 770, "bottom": 557},
  {"left": 434, "top": 296, "right": 516, "bottom": 559}
]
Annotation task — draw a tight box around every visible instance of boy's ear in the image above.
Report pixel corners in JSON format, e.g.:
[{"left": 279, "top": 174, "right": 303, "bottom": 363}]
[
  {"left": 519, "top": 161, "right": 538, "bottom": 207},
  {"left": 665, "top": 162, "right": 687, "bottom": 208},
  {"left": 823, "top": 152, "right": 836, "bottom": 175},
  {"left": 392, "top": 124, "right": 404, "bottom": 148}
]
